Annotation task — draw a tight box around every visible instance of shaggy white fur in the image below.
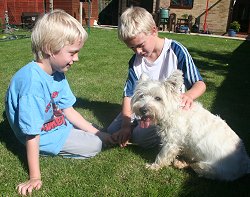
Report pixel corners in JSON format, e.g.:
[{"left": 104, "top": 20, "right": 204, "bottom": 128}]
[{"left": 131, "top": 70, "right": 250, "bottom": 181}]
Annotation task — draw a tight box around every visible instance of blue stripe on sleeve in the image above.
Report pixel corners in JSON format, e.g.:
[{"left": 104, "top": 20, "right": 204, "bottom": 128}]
[
  {"left": 171, "top": 40, "right": 202, "bottom": 90},
  {"left": 123, "top": 55, "right": 138, "bottom": 97}
]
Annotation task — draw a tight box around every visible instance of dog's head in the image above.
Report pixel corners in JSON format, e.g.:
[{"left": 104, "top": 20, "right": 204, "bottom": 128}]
[{"left": 131, "top": 70, "right": 183, "bottom": 128}]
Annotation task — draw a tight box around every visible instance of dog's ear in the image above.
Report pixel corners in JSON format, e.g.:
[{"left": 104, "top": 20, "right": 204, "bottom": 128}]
[
  {"left": 164, "top": 70, "right": 184, "bottom": 91},
  {"left": 140, "top": 72, "right": 150, "bottom": 81}
]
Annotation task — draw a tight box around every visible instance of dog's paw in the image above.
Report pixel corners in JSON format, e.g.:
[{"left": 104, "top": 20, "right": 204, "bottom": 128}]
[
  {"left": 172, "top": 159, "right": 189, "bottom": 169},
  {"left": 146, "top": 163, "right": 161, "bottom": 170}
]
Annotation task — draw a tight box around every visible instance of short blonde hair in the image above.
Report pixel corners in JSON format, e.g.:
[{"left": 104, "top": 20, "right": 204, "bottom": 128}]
[
  {"left": 118, "top": 7, "right": 156, "bottom": 41},
  {"left": 31, "top": 9, "right": 88, "bottom": 60}
]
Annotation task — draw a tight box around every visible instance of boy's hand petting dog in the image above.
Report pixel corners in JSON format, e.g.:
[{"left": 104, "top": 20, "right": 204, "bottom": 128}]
[
  {"left": 180, "top": 93, "right": 193, "bottom": 110},
  {"left": 17, "top": 178, "right": 42, "bottom": 196}
]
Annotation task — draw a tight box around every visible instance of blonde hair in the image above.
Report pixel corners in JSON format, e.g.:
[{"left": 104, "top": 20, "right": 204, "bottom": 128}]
[
  {"left": 31, "top": 9, "right": 88, "bottom": 60},
  {"left": 118, "top": 7, "right": 156, "bottom": 41}
]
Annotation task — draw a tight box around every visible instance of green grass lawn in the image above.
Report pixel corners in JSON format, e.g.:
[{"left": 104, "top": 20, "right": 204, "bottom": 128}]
[{"left": 0, "top": 28, "right": 250, "bottom": 196}]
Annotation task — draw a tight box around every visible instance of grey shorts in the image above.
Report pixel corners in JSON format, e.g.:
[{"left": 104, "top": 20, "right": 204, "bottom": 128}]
[{"left": 58, "top": 128, "right": 102, "bottom": 159}]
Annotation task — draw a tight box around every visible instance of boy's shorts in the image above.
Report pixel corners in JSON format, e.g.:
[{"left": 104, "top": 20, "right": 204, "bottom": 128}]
[{"left": 58, "top": 128, "right": 102, "bottom": 159}]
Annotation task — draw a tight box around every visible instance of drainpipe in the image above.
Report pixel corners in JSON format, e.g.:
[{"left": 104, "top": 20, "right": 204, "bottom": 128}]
[
  {"left": 155, "top": 0, "right": 160, "bottom": 13},
  {"left": 87, "top": 0, "right": 91, "bottom": 33},
  {"left": 43, "top": 0, "right": 46, "bottom": 13},
  {"left": 49, "top": 0, "right": 53, "bottom": 12},
  {"left": 79, "top": 1, "right": 83, "bottom": 25},
  {"left": 227, "top": 0, "right": 235, "bottom": 31},
  {"left": 203, "top": 0, "right": 209, "bottom": 33}
]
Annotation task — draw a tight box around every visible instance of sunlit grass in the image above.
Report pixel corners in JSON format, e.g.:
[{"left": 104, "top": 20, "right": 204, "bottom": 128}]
[{"left": 0, "top": 28, "right": 250, "bottom": 196}]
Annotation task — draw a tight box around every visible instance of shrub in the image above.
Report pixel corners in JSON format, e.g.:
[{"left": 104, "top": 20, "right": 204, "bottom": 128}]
[
  {"left": 181, "top": 14, "right": 188, "bottom": 19},
  {"left": 229, "top": 21, "right": 240, "bottom": 32}
]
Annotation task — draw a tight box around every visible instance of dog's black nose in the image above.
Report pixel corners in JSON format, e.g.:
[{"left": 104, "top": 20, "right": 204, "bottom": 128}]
[{"left": 139, "top": 107, "right": 147, "bottom": 115}]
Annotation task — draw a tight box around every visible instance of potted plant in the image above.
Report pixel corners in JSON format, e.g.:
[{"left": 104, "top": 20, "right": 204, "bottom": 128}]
[
  {"left": 181, "top": 14, "right": 189, "bottom": 19},
  {"left": 228, "top": 21, "right": 240, "bottom": 37}
]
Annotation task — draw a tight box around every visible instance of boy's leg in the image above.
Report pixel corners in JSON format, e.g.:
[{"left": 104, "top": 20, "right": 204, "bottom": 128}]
[
  {"left": 59, "top": 128, "right": 102, "bottom": 159},
  {"left": 106, "top": 113, "right": 122, "bottom": 134},
  {"left": 131, "top": 125, "right": 161, "bottom": 149},
  {"left": 107, "top": 113, "right": 161, "bottom": 149}
]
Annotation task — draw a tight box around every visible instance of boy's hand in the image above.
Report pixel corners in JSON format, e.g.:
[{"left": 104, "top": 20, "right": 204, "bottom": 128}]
[
  {"left": 96, "top": 131, "right": 117, "bottom": 146},
  {"left": 180, "top": 93, "right": 193, "bottom": 110},
  {"left": 17, "top": 178, "right": 42, "bottom": 196},
  {"left": 111, "top": 127, "right": 131, "bottom": 148}
]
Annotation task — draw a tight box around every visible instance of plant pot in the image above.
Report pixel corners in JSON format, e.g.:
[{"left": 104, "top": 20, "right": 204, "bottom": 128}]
[
  {"left": 228, "top": 29, "right": 236, "bottom": 37},
  {"left": 85, "top": 17, "right": 95, "bottom": 27}
]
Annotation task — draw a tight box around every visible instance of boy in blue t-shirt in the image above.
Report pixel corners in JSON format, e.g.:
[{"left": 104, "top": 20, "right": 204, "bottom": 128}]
[{"left": 5, "top": 9, "right": 112, "bottom": 196}]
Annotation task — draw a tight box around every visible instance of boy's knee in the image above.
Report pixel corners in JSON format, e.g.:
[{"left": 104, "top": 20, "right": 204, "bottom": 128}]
[
  {"left": 106, "top": 125, "right": 117, "bottom": 134},
  {"left": 106, "top": 113, "right": 122, "bottom": 134},
  {"left": 132, "top": 126, "right": 160, "bottom": 148},
  {"left": 93, "top": 136, "right": 102, "bottom": 152}
]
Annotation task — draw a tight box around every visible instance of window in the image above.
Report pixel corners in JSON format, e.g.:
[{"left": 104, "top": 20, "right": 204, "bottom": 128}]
[
  {"left": 126, "top": 0, "right": 141, "bottom": 7},
  {"left": 170, "top": 0, "right": 194, "bottom": 9},
  {"left": 126, "top": 0, "right": 154, "bottom": 13}
]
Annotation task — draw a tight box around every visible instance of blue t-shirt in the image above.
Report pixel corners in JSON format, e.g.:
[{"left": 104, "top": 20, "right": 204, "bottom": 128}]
[{"left": 5, "top": 61, "right": 76, "bottom": 155}]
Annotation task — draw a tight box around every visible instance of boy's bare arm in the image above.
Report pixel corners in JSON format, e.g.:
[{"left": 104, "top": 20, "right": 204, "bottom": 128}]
[
  {"left": 17, "top": 135, "right": 42, "bottom": 196},
  {"left": 63, "top": 107, "right": 99, "bottom": 134},
  {"left": 63, "top": 107, "right": 116, "bottom": 145},
  {"left": 111, "top": 96, "right": 133, "bottom": 147},
  {"left": 121, "top": 96, "right": 133, "bottom": 127}
]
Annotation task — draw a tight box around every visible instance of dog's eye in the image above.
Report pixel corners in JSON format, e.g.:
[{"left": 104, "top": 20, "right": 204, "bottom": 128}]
[
  {"left": 155, "top": 97, "right": 161, "bottom": 101},
  {"left": 139, "top": 94, "right": 144, "bottom": 98}
]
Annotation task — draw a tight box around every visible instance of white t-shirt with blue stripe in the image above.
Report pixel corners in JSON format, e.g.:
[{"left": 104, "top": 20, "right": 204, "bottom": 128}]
[{"left": 123, "top": 38, "right": 203, "bottom": 97}]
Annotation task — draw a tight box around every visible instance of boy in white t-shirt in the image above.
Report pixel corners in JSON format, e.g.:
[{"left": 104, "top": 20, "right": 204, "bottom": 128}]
[{"left": 107, "top": 6, "right": 206, "bottom": 148}]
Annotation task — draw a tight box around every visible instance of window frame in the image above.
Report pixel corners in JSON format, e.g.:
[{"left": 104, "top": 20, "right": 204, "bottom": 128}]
[{"left": 169, "top": 0, "right": 194, "bottom": 9}]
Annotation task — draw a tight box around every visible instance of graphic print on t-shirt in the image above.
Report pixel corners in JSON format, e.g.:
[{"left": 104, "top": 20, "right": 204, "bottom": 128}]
[{"left": 41, "top": 91, "right": 67, "bottom": 132}]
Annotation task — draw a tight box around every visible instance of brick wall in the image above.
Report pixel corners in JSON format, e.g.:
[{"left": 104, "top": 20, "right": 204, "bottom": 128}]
[
  {"left": 52, "top": 0, "right": 83, "bottom": 20},
  {"left": 82, "top": 0, "right": 99, "bottom": 25},
  {"left": 160, "top": 0, "right": 231, "bottom": 34},
  {"left": 0, "top": 0, "right": 6, "bottom": 27},
  {"left": 0, "top": 0, "right": 44, "bottom": 25},
  {"left": 0, "top": 0, "right": 99, "bottom": 27}
]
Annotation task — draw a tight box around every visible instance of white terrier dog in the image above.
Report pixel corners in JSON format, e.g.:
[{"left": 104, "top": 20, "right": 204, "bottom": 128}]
[{"left": 131, "top": 70, "right": 250, "bottom": 181}]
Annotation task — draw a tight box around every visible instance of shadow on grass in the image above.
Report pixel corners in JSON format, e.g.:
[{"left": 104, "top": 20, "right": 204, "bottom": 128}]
[
  {"left": 189, "top": 40, "right": 250, "bottom": 149},
  {"left": 211, "top": 41, "right": 250, "bottom": 150},
  {"left": 189, "top": 48, "right": 233, "bottom": 94},
  {"left": 177, "top": 40, "right": 250, "bottom": 197},
  {"left": 74, "top": 97, "right": 122, "bottom": 128},
  {"left": 177, "top": 174, "right": 250, "bottom": 197},
  {"left": 0, "top": 111, "right": 27, "bottom": 169}
]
